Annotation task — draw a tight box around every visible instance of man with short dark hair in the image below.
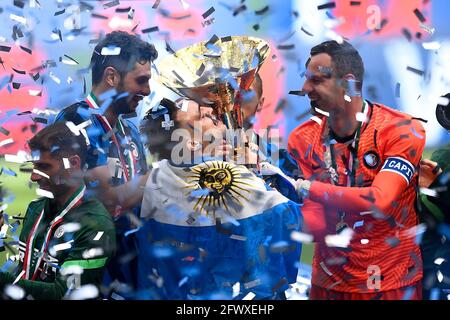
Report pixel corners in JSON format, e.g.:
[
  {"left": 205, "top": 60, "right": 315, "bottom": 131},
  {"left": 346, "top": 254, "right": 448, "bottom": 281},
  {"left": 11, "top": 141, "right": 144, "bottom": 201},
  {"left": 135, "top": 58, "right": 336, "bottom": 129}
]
[
  {"left": 56, "top": 31, "right": 157, "bottom": 213},
  {"left": 55, "top": 31, "right": 158, "bottom": 295},
  {"left": 288, "top": 40, "right": 426, "bottom": 299},
  {"left": 0, "top": 123, "right": 115, "bottom": 300}
]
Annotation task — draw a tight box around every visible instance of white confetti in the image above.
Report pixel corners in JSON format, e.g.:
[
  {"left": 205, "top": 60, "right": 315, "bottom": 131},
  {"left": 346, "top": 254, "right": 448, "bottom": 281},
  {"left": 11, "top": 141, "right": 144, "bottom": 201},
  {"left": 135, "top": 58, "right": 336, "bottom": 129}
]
[
  {"left": 60, "top": 223, "right": 81, "bottom": 233},
  {"left": 242, "top": 292, "right": 256, "bottom": 300},
  {"left": 9, "top": 14, "right": 27, "bottom": 25},
  {"left": 434, "top": 258, "right": 446, "bottom": 266},
  {"left": 13, "top": 270, "right": 25, "bottom": 285},
  {"left": 4, "top": 285, "right": 25, "bottom": 300},
  {"left": 0, "top": 224, "right": 9, "bottom": 238},
  {"left": 33, "top": 169, "right": 50, "bottom": 179},
  {"left": 344, "top": 94, "right": 352, "bottom": 102},
  {"left": 178, "top": 276, "right": 188, "bottom": 287},
  {"left": 111, "top": 292, "right": 125, "bottom": 300},
  {"left": 355, "top": 112, "right": 367, "bottom": 122},
  {"left": 180, "top": 99, "right": 189, "bottom": 112},
  {"left": 437, "top": 97, "right": 450, "bottom": 107},
  {"left": 82, "top": 248, "right": 104, "bottom": 259},
  {"left": 51, "top": 33, "right": 61, "bottom": 40},
  {"left": 232, "top": 282, "right": 240, "bottom": 298},
  {"left": 290, "top": 231, "right": 314, "bottom": 243},
  {"left": 101, "top": 46, "right": 121, "bottom": 56},
  {"left": 30, "top": 0, "right": 40, "bottom": 8},
  {"left": 420, "top": 187, "right": 438, "bottom": 197},
  {"left": 4, "top": 153, "right": 29, "bottom": 163},
  {"left": 93, "top": 231, "right": 104, "bottom": 241},
  {"left": 420, "top": 23, "right": 435, "bottom": 35},
  {"left": 63, "top": 158, "right": 71, "bottom": 169},
  {"left": 422, "top": 41, "right": 441, "bottom": 50},
  {"left": 310, "top": 115, "right": 323, "bottom": 125},
  {"left": 324, "top": 228, "right": 354, "bottom": 248},
  {"left": 65, "top": 120, "right": 92, "bottom": 137},
  {"left": 360, "top": 239, "right": 369, "bottom": 245},
  {"left": 61, "top": 58, "right": 78, "bottom": 65},
  {"left": 314, "top": 107, "right": 330, "bottom": 117},
  {"left": 323, "top": 17, "right": 345, "bottom": 29},
  {"left": 244, "top": 279, "right": 261, "bottom": 289},
  {"left": 49, "top": 72, "right": 61, "bottom": 84},
  {"left": 0, "top": 138, "right": 14, "bottom": 147},
  {"left": 67, "top": 77, "right": 73, "bottom": 84},
  {"left": 68, "top": 284, "right": 99, "bottom": 300},
  {"left": 60, "top": 265, "right": 83, "bottom": 276},
  {"left": 108, "top": 16, "right": 133, "bottom": 30},
  {"left": 437, "top": 270, "right": 444, "bottom": 283},
  {"left": 319, "top": 261, "right": 333, "bottom": 276},
  {"left": 180, "top": 0, "right": 190, "bottom": 10},
  {"left": 36, "top": 188, "right": 54, "bottom": 199},
  {"left": 50, "top": 240, "right": 74, "bottom": 255},
  {"left": 230, "top": 234, "right": 247, "bottom": 241},
  {"left": 28, "top": 89, "right": 42, "bottom": 96}
]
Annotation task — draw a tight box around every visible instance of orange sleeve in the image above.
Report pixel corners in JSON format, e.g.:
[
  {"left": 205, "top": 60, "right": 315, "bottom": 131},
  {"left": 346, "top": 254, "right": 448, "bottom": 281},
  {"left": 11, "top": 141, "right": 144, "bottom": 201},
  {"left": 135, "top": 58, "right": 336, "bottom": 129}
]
[
  {"left": 308, "top": 119, "right": 426, "bottom": 215},
  {"left": 288, "top": 131, "right": 327, "bottom": 238}
]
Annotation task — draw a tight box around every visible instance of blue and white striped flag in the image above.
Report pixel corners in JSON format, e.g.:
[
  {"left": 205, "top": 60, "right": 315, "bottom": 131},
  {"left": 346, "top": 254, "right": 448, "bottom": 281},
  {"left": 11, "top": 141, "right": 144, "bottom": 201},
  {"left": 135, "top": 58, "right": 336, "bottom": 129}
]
[{"left": 136, "top": 160, "right": 303, "bottom": 300}]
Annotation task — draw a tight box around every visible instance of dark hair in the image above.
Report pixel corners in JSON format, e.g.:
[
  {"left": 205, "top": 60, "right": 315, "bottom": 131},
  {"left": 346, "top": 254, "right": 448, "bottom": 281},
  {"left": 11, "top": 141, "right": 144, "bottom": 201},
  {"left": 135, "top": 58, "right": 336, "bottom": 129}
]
[
  {"left": 309, "top": 40, "right": 364, "bottom": 89},
  {"left": 28, "top": 122, "right": 88, "bottom": 167},
  {"left": 140, "top": 98, "right": 182, "bottom": 160},
  {"left": 91, "top": 31, "right": 158, "bottom": 85}
]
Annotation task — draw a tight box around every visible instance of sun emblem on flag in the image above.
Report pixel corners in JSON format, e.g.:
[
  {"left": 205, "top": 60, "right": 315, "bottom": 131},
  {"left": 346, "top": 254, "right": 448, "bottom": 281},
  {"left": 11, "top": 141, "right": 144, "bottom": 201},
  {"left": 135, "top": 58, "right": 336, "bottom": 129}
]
[{"left": 185, "top": 161, "right": 253, "bottom": 215}]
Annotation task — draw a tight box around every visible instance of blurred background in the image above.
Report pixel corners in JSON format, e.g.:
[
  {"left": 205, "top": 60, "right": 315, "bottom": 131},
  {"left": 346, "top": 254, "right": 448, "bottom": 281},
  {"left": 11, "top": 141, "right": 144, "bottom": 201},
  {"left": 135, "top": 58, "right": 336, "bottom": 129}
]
[{"left": 1, "top": 0, "right": 449, "bottom": 275}]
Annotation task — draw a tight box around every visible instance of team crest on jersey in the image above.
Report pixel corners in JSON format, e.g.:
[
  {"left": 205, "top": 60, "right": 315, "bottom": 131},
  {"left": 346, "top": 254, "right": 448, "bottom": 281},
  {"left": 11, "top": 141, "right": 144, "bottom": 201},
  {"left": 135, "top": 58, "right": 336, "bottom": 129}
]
[
  {"left": 363, "top": 151, "right": 380, "bottom": 169},
  {"left": 54, "top": 226, "right": 65, "bottom": 238},
  {"left": 130, "top": 142, "right": 139, "bottom": 159}
]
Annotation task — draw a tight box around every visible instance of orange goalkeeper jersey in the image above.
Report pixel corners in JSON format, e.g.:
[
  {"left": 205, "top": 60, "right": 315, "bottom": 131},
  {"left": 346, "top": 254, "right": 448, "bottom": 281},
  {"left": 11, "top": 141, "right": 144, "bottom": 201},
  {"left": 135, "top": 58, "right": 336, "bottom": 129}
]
[{"left": 288, "top": 101, "right": 425, "bottom": 293}]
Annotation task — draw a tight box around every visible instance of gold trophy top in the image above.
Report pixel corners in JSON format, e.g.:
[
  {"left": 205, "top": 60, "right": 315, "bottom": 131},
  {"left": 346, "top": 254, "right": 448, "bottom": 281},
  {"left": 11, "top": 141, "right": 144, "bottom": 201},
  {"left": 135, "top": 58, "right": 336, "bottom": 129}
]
[{"left": 157, "top": 35, "right": 270, "bottom": 117}]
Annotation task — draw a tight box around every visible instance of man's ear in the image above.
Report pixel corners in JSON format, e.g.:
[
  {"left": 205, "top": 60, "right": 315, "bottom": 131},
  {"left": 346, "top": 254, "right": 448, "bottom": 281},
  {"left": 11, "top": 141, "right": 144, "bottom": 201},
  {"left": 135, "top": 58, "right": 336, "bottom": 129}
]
[
  {"left": 103, "top": 66, "right": 121, "bottom": 87},
  {"left": 67, "top": 155, "right": 82, "bottom": 170},
  {"left": 258, "top": 96, "right": 265, "bottom": 112},
  {"left": 342, "top": 73, "right": 361, "bottom": 96}
]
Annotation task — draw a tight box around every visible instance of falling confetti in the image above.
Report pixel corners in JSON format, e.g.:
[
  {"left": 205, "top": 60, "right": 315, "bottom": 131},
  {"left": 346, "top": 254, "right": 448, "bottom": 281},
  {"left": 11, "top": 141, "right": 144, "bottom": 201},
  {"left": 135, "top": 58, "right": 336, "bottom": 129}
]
[
  {"left": 317, "top": 2, "right": 336, "bottom": 10},
  {"left": 142, "top": 26, "right": 159, "bottom": 34},
  {"left": 202, "top": 7, "right": 215, "bottom": 19}
]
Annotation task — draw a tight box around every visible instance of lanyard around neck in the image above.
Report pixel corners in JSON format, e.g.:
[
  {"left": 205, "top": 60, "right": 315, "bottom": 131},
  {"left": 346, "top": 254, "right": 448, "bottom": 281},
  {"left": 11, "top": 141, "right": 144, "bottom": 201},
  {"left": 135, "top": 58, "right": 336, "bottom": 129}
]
[
  {"left": 327, "top": 100, "right": 368, "bottom": 187},
  {"left": 22, "top": 185, "right": 86, "bottom": 280},
  {"left": 85, "top": 93, "right": 134, "bottom": 181}
]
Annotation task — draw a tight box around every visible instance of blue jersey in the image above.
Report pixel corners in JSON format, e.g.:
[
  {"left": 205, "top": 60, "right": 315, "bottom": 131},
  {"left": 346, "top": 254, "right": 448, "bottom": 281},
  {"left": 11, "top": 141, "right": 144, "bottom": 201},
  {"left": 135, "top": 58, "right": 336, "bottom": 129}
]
[{"left": 55, "top": 100, "right": 148, "bottom": 186}]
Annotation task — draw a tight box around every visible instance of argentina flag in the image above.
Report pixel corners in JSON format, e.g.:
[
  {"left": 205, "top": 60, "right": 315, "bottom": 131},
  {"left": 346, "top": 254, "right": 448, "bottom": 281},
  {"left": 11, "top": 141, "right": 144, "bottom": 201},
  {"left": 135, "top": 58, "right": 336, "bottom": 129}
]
[{"left": 135, "top": 160, "right": 303, "bottom": 300}]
